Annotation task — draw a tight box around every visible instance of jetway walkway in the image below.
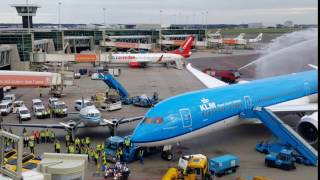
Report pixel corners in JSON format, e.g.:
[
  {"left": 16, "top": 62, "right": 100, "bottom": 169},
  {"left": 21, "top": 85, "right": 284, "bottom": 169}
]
[{"left": 253, "top": 107, "right": 318, "bottom": 166}]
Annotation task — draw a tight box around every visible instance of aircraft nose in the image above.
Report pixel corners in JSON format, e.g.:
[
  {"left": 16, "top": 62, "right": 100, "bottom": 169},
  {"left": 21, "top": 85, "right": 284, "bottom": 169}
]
[{"left": 131, "top": 124, "right": 149, "bottom": 143}]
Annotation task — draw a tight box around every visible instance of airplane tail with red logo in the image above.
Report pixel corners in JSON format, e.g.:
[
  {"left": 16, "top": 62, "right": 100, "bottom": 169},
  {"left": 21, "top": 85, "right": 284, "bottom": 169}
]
[{"left": 171, "top": 35, "right": 195, "bottom": 58}]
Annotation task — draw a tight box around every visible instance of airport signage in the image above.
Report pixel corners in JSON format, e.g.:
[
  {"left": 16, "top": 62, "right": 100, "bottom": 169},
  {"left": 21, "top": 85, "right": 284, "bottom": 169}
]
[
  {"left": 0, "top": 75, "right": 52, "bottom": 87},
  {"left": 115, "top": 42, "right": 139, "bottom": 49},
  {"left": 75, "top": 54, "right": 97, "bottom": 62}
]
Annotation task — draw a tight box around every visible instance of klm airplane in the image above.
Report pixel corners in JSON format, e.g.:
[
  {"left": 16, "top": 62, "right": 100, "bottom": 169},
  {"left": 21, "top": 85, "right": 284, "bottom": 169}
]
[{"left": 131, "top": 64, "right": 318, "bottom": 160}]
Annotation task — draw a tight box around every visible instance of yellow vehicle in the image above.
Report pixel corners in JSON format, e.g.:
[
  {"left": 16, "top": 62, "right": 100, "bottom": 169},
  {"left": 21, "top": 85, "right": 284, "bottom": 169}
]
[
  {"left": 162, "top": 154, "right": 211, "bottom": 180},
  {"left": 5, "top": 153, "right": 41, "bottom": 172}
]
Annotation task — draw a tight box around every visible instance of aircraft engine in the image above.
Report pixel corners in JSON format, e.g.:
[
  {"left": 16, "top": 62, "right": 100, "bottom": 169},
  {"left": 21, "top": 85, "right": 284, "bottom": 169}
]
[{"left": 297, "top": 111, "right": 318, "bottom": 145}]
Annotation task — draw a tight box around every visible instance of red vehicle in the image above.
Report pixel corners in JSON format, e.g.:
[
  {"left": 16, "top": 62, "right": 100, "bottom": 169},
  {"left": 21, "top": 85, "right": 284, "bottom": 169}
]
[{"left": 202, "top": 68, "right": 240, "bottom": 83}]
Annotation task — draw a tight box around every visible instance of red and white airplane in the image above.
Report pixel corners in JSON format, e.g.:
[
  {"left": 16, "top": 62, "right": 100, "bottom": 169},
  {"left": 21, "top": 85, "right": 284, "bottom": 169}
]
[
  {"left": 108, "top": 35, "right": 195, "bottom": 68},
  {"left": 223, "top": 33, "right": 263, "bottom": 46},
  {"left": 223, "top": 33, "right": 247, "bottom": 45}
]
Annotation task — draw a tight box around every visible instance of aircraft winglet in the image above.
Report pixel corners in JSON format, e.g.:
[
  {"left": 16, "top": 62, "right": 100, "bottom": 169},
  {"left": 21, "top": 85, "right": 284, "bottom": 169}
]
[{"left": 308, "top": 64, "right": 318, "bottom": 70}]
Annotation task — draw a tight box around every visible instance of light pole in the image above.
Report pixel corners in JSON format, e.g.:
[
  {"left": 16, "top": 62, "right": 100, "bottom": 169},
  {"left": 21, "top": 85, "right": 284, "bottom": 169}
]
[
  {"left": 58, "top": 2, "right": 62, "bottom": 31},
  {"left": 159, "top": 10, "right": 163, "bottom": 51},
  {"left": 205, "top": 11, "right": 208, "bottom": 42},
  {"left": 103, "top": 8, "right": 106, "bottom": 27}
]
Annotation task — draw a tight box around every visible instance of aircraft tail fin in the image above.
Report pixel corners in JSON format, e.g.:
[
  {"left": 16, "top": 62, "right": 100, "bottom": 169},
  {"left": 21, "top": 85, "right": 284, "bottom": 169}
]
[
  {"left": 171, "top": 35, "right": 195, "bottom": 58},
  {"left": 236, "top": 33, "right": 245, "bottom": 39},
  {"left": 255, "top": 33, "right": 263, "bottom": 41}
]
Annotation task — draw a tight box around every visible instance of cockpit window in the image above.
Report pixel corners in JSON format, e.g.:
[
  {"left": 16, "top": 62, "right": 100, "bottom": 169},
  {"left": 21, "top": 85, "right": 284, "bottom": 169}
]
[{"left": 143, "top": 117, "right": 163, "bottom": 124}]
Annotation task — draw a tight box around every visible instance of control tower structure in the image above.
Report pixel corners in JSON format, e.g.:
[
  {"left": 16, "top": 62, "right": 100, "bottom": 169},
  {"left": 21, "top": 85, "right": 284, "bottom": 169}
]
[{"left": 11, "top": 3, "right": 41, "bottom": 28}]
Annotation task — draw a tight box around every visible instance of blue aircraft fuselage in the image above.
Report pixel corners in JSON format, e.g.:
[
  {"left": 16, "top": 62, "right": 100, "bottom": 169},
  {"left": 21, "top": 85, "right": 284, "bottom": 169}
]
[{"left": 131, "top": 70, "right": 318, "bottom": 146}]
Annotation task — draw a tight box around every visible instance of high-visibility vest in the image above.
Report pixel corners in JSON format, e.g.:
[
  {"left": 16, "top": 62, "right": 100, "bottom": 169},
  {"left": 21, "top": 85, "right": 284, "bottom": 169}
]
[
  {"left": 101, "top": 144, "right": 104, "bottom": 151},
  {"left": 51, "top": 132, "right": 55, "bottom": 138},
  {"left": 85, "top": 137, "right": 90, "bottom": 144},
  {"left": 45, "top": 131, "right": 50, "bottom": 137},
  {"left": 139, "top": 150, "right": 144, "bottom": 157},
  {"left": 97, "top": 144, "right": 101, "bottom": 151},
  {"left": 40, "top": 131, "right": 45, "bottom": 137},
  {"left": 124, "top": 138, "right": 130, "bottom": 146},
  {"left": 29, "top": 140, "right": 34, "bottom": 147},
  {"left": 55, "top": 143, "right": 61, "bottom": 149},
  {"left": 75, "top": 138, "right": 80, "bottom": 145},
  {"left": 94, "top": 152, "right": 99, "bottom": 160},
  {"left": 69, "top": 145, "right": 75, "bottom": 153}
]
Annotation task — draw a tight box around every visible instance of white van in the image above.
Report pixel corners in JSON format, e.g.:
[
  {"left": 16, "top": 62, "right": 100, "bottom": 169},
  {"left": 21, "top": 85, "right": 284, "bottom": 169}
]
[
  {"left": 13, "top": 101, "right": 25, "bottom": 113},
  {"left": 48, "top": 97, "right": 59, "bottom": 109},
  {"left": 2, "top": 94, "right": 16, "bottom": 103},
  {"left": 0, "top": 101, "right": 13, "bottom": 116},
  {"left": 17, "top": 106, "right": 31, "bottom": 121},
  {"left": 32, "top": 99, "right": 44, "bottom": 110},
  {"left": 74, "top": 99, "right": 94, "bottom": 111}
]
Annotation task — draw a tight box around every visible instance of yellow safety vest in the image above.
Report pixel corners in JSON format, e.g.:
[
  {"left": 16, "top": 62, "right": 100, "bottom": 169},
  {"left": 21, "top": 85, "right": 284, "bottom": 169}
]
[
  {"left": 55, "top": 143, "right": 61, "bottom": 149},
  {"left": 29, "top": 140, "right": 34, "bottom": 147},
  {"left": 69, "top": 146, "right": 75, "bottom": 153}
]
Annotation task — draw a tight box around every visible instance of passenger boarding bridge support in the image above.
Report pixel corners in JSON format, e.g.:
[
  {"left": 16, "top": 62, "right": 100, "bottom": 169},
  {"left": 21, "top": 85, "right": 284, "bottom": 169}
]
[
  {"left": 0, "top": 45, "right": 11, "bottom": 69},
  {"left": 64, "top": 36, "right": 94, "bottom": 53},
  {"left": 0, "top": 130, "right": 23, "bottom": 180},
  {"left": 243, "top": 107, "right": 318, "bottom": 166}
]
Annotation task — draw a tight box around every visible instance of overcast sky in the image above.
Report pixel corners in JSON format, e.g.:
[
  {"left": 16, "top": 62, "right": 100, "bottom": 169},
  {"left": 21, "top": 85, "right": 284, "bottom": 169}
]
[{"left": 0, "top": 0, "right": 318, "bottom": 26}]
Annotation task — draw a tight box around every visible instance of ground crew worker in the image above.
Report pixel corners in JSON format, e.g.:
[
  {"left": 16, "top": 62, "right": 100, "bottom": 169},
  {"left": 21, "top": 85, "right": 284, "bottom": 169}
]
[
  {"left": 139, "top": 149, "right": 144, "bottom": 164},
  {"left": 23, "top": 129, "right": 28, "bottom": 147},
  {"left": 101, "top": 143, "right": 104, "bottom": 152},
  {"left": 40, "top": 129, "right": 45, "bottom": 143},
  {"left": 54, "top": 140, "right": 61, "bottom": 153},
  {"left": 50, "top": 130, "right": 55, "bottom": 143},
  {"left": 22, "top": 128, "right": 27, "bottom": 135},
  {"left": 102, "top": 153, "right": 107, "bottom": 165},
  {"left": 81, "top": 138, "right": 85, "bottom": 147},
  {"left": 68, "top": 143, "right": 75, "bottom": 154},
  {"left": 75, "top": 137, "right": 81, "bottom": 150},
  {"left": 45, "top": 108, "right": 51, "bottom": 118},
  {"left": 117, "top": 147, "right": 123, "bottom": 161},
  {"left": 96, "top": 144, "right": 101, "bottom": 154},
  {"left": 85, "top": 137, "right": 91, "bottom": 147},
  {"left": 24, "top": 134, "right": 29, "bottom": 148},
  {"left": 88, "top": 148, "right": 93, "bottom": 162},
  {"left": 65, "top": 133, "right": 70, "bottom": 147},
  {"left": 94, "top": 150, "right": 99, "bottom": 165},
  {"left": 124, "top": 137, "right": 131, "bottom": 152},
  {"left": 35, "top": 130, "right": 40, "bottom": 144},
  {"left": 89, "top": 148, "right": 94, "bottom": 162},
  {"left": 45, "top": 129, "right": 50, "bottom": 143},
  {"left": 29, "top": 138, "right": 35, "bottom": 154}
]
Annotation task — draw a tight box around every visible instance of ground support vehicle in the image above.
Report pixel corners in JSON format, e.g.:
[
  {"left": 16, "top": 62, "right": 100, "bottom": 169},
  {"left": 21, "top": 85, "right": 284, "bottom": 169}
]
[
  {"left": 208, "top": 154, "right": 240, "bottom": 177},
  {"left": 265, "top": 149, "right": 296, "bottom": 170}
]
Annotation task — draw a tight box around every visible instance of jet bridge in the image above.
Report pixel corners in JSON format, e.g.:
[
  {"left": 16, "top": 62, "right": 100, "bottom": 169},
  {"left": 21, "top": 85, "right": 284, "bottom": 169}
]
[{"left": 251, "top": 107, "right": 318, "bottom": 166}]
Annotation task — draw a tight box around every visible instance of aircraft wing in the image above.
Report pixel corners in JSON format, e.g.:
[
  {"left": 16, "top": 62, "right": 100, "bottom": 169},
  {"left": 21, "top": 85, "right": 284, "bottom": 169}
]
[
  {"left": 0, "top": 123, "right": 66, "bottom": 129},
  {"left": 267, "top": 103, "right": 318, "bottom": 113},
  {"left": 186, "top": 63, "right": 228, "bottom": 88},
  {"left": 100, "top": 116, "right": 144, "bottom": 127},
  {"left": 0, "top": 121, "right": 86, "bottom": 129}
]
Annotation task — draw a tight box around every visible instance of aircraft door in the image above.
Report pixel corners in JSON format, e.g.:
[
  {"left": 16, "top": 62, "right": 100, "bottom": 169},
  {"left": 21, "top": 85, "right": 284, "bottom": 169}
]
[
  {"left": 304, "top": 81, "right": 310, "bottom": 96},
  {"left": 243, "top": 96, "right": 253, "bottom": 110},
  {"left": 179, "top": 108, "right": 192, "bottom": 129}
]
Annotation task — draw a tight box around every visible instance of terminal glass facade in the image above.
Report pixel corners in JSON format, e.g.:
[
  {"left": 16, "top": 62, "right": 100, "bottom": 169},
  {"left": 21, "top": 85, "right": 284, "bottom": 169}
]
[{"left": 0, "top": 33, "right": 32, "bottom": 61}]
